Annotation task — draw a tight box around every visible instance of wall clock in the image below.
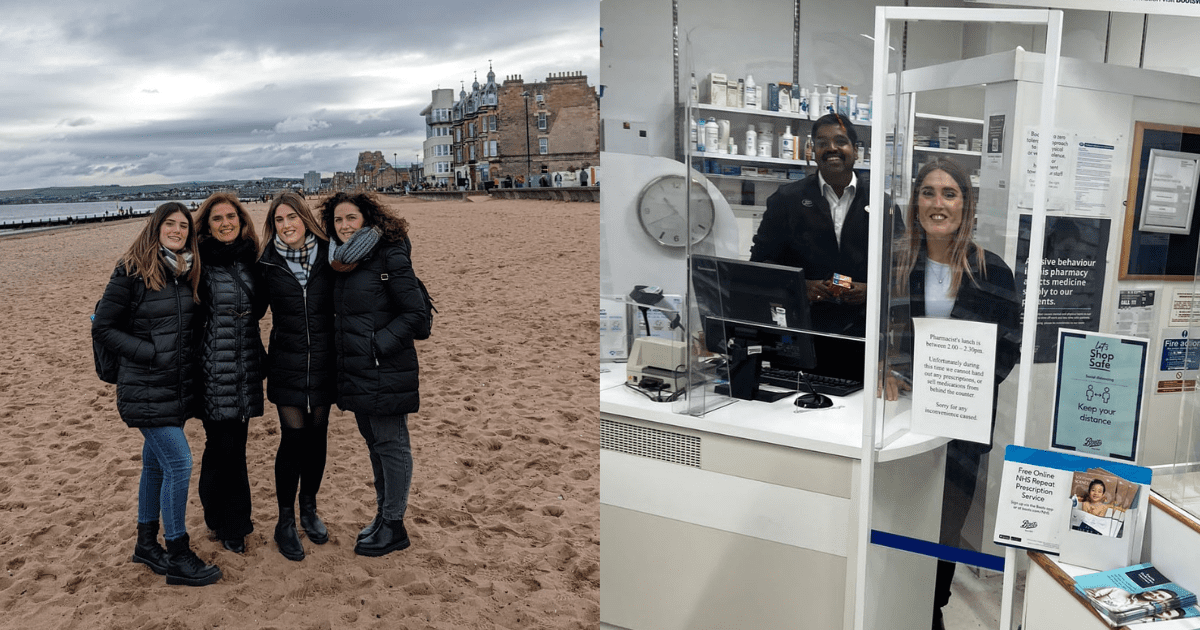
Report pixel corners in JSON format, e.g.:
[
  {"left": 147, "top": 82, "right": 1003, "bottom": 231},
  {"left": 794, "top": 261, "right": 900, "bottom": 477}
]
[{"left": 636, "top": 174, "right": 715, "bottom": 247}]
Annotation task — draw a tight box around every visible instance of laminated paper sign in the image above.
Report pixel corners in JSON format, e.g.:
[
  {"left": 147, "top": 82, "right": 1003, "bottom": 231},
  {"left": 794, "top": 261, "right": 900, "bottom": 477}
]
[
  {"left": 1051, "top": 329, "right": 1149, "bottom": 462},
  {"left": 910, "top": 318, "right": 997, "bottom": 444}
]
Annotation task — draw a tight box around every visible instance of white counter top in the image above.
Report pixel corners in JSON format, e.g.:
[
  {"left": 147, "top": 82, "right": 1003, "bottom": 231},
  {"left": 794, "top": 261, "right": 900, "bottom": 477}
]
[{"left": 600, "top": 363, "right": 947, "bottom": 462}]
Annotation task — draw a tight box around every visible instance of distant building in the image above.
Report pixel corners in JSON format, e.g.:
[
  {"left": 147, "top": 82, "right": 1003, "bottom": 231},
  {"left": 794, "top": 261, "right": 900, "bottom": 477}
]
[
  {"left": 420, "top": 88, "right": 455, "bottom": 188},
  {"left": 420, "top": 66, "right": 599, "bottom": 190},
  {"left": 304, "top": 171, "right": 321, "bottom": 192}
]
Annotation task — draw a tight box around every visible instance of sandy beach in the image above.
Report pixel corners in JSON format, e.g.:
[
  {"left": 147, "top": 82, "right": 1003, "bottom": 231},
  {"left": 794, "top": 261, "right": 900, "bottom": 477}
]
[{"left": 0, "top": 195, "right": 599, "bottom": 629}]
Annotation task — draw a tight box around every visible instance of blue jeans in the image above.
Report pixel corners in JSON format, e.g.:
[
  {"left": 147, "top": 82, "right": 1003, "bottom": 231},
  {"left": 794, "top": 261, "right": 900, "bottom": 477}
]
[
  {"left": 138, "top": 426, "right": 193, "bottom": 541},
  {"left": 354, "top": 414, "right": 413, "bottom": 521}
]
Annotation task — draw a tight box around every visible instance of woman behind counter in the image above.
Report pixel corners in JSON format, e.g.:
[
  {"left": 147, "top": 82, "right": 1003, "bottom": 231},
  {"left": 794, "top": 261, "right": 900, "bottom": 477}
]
[
  {"left": 92, "top": 202, "right": 221, "bottom": 586},
  {"left": 257, "top": 192, "right": 336, "bottom": 561},
  {"left": 194, "top": 192, "right": 267, "bottom": 554},
  {"left": 321, "top": 192, "right": 430, "bottom": 557},
  {"left": 884, "top": 158, "right": 1021, "bottom": 630}
]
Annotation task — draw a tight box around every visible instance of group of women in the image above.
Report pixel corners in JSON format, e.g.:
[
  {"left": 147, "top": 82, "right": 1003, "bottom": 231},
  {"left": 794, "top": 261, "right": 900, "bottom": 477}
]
[{"left": 92, "top": 191, "right": 429, "bottom": 586}]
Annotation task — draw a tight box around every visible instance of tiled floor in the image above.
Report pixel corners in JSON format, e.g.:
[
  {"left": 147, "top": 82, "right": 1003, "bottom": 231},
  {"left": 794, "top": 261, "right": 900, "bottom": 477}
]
[{"left": 944, "top": 565, "right": 1025, "bottom": 629}]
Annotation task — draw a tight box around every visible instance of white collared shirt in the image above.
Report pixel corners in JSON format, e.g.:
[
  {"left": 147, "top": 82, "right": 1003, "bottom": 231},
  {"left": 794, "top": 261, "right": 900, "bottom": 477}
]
[{"left": 819, "top": 171, "right": 857, "bottom": 247}]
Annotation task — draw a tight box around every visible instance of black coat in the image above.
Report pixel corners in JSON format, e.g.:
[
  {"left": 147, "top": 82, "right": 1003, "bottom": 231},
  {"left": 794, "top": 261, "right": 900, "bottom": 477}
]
[
  {"left": 92, "top": 263, "right": 200, "bottom": 428},
  {"left": 750, "top": 173, "right": 901, "bottom": 337},
  {"left": 889, "top": 246, "right": 1021, "bottom": 452},
  {"left": 197, "top": 238, "right": 266, "bottom": 422},
  {"left": 257, "top": 240, "right": 337, "bottom": 410},
  {"left": 333, "top": 237, "right": 428, "bottom": 416}
]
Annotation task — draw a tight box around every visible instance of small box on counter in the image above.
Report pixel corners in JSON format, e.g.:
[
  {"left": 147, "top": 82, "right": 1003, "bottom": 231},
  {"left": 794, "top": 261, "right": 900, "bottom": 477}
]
[
  {"left": 787, "top": 169, "right": 806, "bottom": 180},
  {"left": 740, "top": 166, "right": 760, "bottom": 177},
  {"left": 720, "top": 164, "right": 742, "bottom": 176}
]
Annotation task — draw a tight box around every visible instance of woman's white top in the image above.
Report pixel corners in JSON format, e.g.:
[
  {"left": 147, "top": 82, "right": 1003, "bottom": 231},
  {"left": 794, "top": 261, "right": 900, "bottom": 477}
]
[{"left": 924, "top": 258, "right": 955, "bottom": 318}]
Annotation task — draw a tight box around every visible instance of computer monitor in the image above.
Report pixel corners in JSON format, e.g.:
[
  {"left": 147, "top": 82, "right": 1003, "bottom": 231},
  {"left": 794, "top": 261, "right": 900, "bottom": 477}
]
[{"left": 690, "top": 254, "right": 817, "bottom": 400}]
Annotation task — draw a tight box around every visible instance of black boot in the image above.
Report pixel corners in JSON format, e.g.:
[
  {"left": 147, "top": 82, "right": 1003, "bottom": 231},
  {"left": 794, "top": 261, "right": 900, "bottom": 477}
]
[
  {"left": 274, "top": 506, "right": 305, "bottom": 561},
  {"left": 131, "top": 521, "right": 169, "bottom": 575},
  {"left": 354, "top": 518, "right": 410, "bottom": 557},
  {"left": 298, "top": 495, "right": 328, "bottom": 544},
  {"left": 165, "top": 534, "right": 222, "bottom": 586},
  {"left": 357, "top": 509, "right": 383, "bottom": 542}
]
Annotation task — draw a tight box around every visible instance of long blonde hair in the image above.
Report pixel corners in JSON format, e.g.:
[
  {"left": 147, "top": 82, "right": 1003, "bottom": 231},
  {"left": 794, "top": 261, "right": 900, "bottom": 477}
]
[
  {"left": 893, "top": 158, "right": 986, "bottom": 297},
  {"left": 119, "top": 202, "right": 201, "bottom": 303}
]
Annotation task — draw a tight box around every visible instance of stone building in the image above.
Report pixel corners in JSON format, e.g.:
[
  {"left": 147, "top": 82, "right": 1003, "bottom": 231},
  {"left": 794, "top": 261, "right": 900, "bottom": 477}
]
[
  {"left": 329, "top": 152, "right": 409, "bottom": 192},
  {"left": 497, "top": 71, "right": 599, "bottom": 187},
  {"left": 420, "top": 66, "right": 599, "bottom": 189}
]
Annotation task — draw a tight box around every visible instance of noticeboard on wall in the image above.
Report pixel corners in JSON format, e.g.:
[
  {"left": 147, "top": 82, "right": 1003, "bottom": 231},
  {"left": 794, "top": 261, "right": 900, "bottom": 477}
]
[{"left": 1120, "top": 122, "right": 1200, "bottom": 280}]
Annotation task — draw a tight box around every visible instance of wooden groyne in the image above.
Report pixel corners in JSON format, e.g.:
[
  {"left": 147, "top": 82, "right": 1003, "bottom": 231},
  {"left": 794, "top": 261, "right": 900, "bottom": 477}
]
[{"left": 0, "top": 208, "right": 154, "bottom": 232}]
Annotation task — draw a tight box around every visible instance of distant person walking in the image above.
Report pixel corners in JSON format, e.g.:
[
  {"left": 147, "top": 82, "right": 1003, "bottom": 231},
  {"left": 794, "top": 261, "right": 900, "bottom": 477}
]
[
  {"left": 92, "top": 202, "right": 222, "bottom": 586},
  {"left": 320, "top": 192, "right": 430, "bottom": 557},
  {"left": 193, "top": 192, "right": 267, "bottom": 555},
  {"left": 257, "top": 192, "right": 336, "bottom": 561}
]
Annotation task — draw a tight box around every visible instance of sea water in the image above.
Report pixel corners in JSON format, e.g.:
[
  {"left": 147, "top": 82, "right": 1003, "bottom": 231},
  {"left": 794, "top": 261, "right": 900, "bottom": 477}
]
[{"left": 0, "top": 200, "right": 195, "bottom": 226}]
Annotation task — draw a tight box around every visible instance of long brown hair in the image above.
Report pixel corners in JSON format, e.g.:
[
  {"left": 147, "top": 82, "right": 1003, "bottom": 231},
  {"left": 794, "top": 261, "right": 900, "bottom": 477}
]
[
  {"left": 119, "top": 202, "right": 201, "bottom": 303},
  {"left": 893, "top": 158, "right": 986, "bottom": 297},
  {"left": 194, "top": 191, "right": 260, "bottom": 250},
  {"left": 318, "top": 192, "right": 409, "bottom": 244},
  {"left": 261, "top": 191, "right": 327, "bottom": 254}
]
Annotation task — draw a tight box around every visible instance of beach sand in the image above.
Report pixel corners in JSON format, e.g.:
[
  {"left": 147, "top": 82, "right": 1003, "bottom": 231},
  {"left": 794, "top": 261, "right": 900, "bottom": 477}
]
[{"left": 0, "top": 195, "right": 599, "bottom": 629}]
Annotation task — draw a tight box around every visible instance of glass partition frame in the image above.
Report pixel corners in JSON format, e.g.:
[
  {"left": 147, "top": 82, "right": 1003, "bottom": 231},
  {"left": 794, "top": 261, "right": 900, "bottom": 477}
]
[{"left": 860, "top": 8, "right": 1062, "bottom": 630}]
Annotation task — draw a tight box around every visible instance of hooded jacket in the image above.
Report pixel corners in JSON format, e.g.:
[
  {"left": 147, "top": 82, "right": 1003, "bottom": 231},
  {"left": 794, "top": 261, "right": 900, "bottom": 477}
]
[
  {"left": 92, "top": 263, "right": 200, "bottom": 427},
  {"left": 332, "top": 237, "right": 428, "bottom": 416}
]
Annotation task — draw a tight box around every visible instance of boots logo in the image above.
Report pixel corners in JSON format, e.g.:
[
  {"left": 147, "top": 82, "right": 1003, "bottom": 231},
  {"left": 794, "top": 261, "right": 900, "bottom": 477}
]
[
  {"left": 1084, "top": 437, "right": 1103, "bottom": 448},
  {"left": 1021, "top": 520, "right": 1038, "bottom": 530}
]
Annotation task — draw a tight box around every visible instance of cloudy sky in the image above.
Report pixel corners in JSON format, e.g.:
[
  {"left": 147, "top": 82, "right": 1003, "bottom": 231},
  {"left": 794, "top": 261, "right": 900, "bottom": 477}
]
[{"left": 0, "top": 0, "right": 599, "bottom": 191}]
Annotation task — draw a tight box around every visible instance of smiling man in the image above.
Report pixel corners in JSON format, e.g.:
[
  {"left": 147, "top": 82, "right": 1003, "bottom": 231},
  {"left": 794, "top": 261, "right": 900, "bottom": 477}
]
[{"left": 749, "top": 113, "right": 898, "bottom": 379}]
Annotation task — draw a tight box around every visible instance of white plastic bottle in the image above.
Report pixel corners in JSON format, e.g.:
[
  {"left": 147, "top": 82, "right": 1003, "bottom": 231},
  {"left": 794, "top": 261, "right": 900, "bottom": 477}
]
[
  {"left": 696, "top": 118, "right": 706, "bottom": 153},
  {"left": 690, "top": 117, "right": 698, "bottom": 153},
  {"left": 744, "top": 124, "right": 757, "bottom": 157},
  {"left": 704, "top": 118, "right": 719, "bottom": 154},
  {"left": 758, "top": 124, "right": 773, "bottom": 158},
  {"left": 822, "top": 84, "right": 836, "bottom": 116},
  {"left": 744, "top": 75, "right": 758, "bottom": 110},
  {"left": 780, "top": 125, "right": 794, "bottom": 162},
  {"left": 809, "top": 85, "right": 821, "bottom": 120}
]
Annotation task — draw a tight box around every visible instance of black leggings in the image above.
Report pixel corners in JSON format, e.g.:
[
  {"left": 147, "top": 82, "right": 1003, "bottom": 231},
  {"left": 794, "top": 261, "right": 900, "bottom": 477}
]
[{"left": 274, "top": 405, "right": 330, "bottom": 509}]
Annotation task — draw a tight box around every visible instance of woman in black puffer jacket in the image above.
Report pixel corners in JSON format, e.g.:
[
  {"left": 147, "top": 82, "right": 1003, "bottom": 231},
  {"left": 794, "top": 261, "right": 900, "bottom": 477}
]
[
  {"left": 193, "top": 192, "right": 267, "bottom": 554},
  {"left": 257, "top": 191, "right": 336, "bottom": 561},
  {"left": 92, "top": 202, "right": 221, "bottom": 587},
  {"left": 320, "top": 192, "right": 429, "bottom": 557}
]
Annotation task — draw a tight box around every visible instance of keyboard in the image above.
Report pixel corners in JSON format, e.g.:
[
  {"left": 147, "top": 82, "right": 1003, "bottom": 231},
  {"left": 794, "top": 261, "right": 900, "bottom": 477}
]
[{"left": 759, "top": 368, "right": 864, "bottom": 397}]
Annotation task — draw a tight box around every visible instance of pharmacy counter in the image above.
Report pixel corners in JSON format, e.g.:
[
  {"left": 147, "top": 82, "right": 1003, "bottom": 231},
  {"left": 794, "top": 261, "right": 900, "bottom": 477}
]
[{"left": 600, "top": 363, "right": 951, "bottom": 630}]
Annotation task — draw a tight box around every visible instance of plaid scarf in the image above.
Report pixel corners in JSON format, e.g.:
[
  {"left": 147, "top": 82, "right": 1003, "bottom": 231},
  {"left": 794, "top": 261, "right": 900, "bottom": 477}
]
[
  {"left": 275, "top": 232, "right": 317, "bottom": 285},
  {"left": 328, "top": 226, "right": 381, "bottom": 272},
  {"left": 160, "top": 245, "right": 193, "bottom": 275}
]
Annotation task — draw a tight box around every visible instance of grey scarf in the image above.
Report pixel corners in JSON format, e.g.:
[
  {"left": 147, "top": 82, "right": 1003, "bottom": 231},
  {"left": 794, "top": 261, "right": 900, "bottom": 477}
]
[{"left": 328, "top": 226, "right": 380, "bottom": 272}]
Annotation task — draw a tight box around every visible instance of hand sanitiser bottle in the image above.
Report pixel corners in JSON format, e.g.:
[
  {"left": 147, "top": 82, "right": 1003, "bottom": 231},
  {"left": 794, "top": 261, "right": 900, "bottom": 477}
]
[
  {"left": 690, "top": 117, "right": 698, "bottom": 153},
  {"left": 745, "top": 124, "right": 757, "bottom": 157},
  {"left": 809, "top": 85, "right": 820, "bottom": 120},
  {"left": 696, "top": 118, "right": 706, "bottom": 153},
  {"left": 780, "top": 125, "right": 794, "bottom": 162}
]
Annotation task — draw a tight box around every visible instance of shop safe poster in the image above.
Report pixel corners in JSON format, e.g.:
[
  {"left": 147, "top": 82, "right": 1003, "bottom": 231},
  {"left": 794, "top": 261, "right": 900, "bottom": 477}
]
[{"left": 1051, "top": 329, "right": 1149, "bottom": 461}]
